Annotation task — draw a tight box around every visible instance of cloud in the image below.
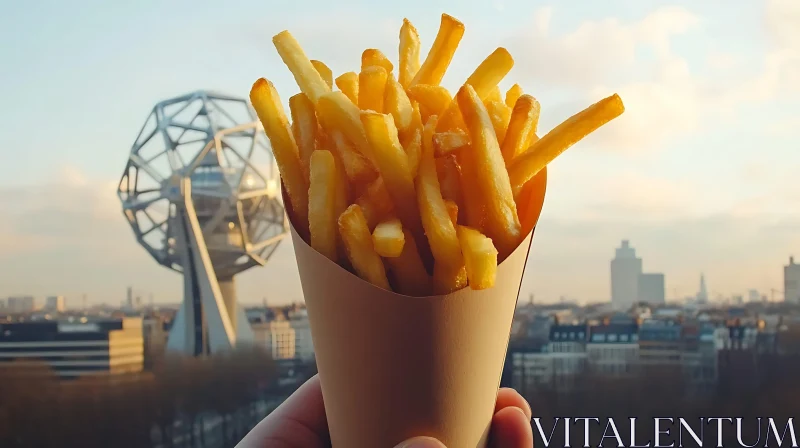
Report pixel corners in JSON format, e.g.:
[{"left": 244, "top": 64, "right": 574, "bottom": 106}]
[
  {"left": 502, "top": 3, "right": 798, "bottom": 153},
  {"left": 0, "top": 166, "right": 303, "bottom": 306}
]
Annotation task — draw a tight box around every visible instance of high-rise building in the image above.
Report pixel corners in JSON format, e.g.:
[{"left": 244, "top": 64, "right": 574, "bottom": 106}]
[
  {"left": 611, "top": 240, "right": 642, "bottom": 310},
  {"left": 785, "top": 257, "right": 800, "bottom": 303},
  {"left": 45, "top": 296, "right": 66, "bottom": 313},
  {"left": 6, "top": 296, "right": 35, "bottom": 314},
  {"left": 0, "top": 318, "right": 144, "bottom": 378},
  {"left": 697, "top": 274, "right": 709, "bottom": 304},
  {"left": 638, "top": 273, "right": 666, "bottom": 304}
]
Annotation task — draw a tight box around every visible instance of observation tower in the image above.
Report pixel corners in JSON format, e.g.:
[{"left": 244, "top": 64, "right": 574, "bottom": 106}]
[{"left": 118, "top": 91, "right": 287, "bottom": 356}]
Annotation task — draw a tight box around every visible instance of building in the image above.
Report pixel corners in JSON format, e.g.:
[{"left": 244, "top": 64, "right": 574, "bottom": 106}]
[
  {"left": 288, "top": 307, "right": 314, "bottom": 362},
  {"left": 251, "top": 311, "right": 296, "bottom": 360},
  {"left": 587, "top": 323, "right": 639, "bottom": 376},
  {"left": 610, "top": 240, "right": 642, "bottom": 311},
  {"left": 638, "top": 273, "right": 665, "bottom": 304},
  {"left": 638, "top": 320, "right": 683, "bottom": 369},
  {"left": 6, "top": 296, "right": 35, "bottom": 314},
  {"left": 696, "top": 274, "right": 709, "bottom": 304},
  {"left": 142, "top": 315, "right": 169, "bottom": 369},
  {"left": 505, "top": 340, "right": 552, "bottom": 394},
  {"left": 0, "top": 318, "right": 144, "bottom": 378},
  {"left": 45, "top": 296, "right": 66, "bottom": 313},
  {"left": 549, "top": 324, "right": 588, "bottom": 391},
  {"left": 785, "top": 256, "right": 800, "bottom": 303}
]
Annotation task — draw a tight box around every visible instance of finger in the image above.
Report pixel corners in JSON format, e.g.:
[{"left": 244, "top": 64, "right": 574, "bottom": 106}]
[
  {"left": 495, "top": 388, "right": 532, "bottom": 420},
  {"left": 488, "top": 407, "right": 534, "bottom": 448},
  {"left": 393, "top": 436, "right": 447, "bottom": 448},
  {"left": 236, "top": 375, "right": 329, "bottom": 448}
]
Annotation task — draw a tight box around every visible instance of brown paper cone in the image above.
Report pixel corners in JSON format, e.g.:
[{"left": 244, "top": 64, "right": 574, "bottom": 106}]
[{"left": 289, "top": 217, "right": 534, "bottom": 447}]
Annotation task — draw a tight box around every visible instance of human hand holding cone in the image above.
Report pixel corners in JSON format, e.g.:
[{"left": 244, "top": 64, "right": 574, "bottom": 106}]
[{"left": 251, "top": 13, "right": 624, "bottom": 447}]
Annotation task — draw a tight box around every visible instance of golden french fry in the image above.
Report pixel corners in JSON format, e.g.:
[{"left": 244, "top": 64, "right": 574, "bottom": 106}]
[
  {"left": 501, "top": 95, "right": 541, "bottom": 165},
  {"left": 308, "top": 150, "right": 338, "bottom": 261},
  {"left": 436, "top": 154, "right": 463, "bottom": 209},
  {"left": 509, "top": 94, "right": 625, "bottom": 195},
  {"left": 456, "top": 147, "right": 486, "bottom": 231},
  {"left": 409, "top": 14, "right": 465, "bottom": 88},
  {"left": 328, "top": 129, "right": 377, "bottom": 185},
  {"left": 485, "top": 86, "right": 502, "bottom": 103},
  {"left": 505, "top": 83, "right": 523, "bottom": 108},
  {"left": 485, "top": 100, "right": 512, "bottom": 146},
  {"left": 356, "top": 176, "right": 395, "bottom": 230},
  {"left": 384, "top": 74, "right": 413, "bottom": 131},
  {"left": 404, "top": 127, "right": 422, "bottom": 180},
  {"left": 456, "top": 84, "right": 521, "bottom": 258},
  {"left": 311, "top": 60, "right": 333, "bottom": 88},
  {"left": 457, "top": 225, "right": 498, "bottom": 290},
  {"left": 386, "top": 229, "right": 432, "bottom": 296},
  {"left": 360, "top": 111, "right": 425, "bottom": 239},
  {"left": 250, "top": 78, "right": 309, "bottom": 234},
  {"left": 317, "top": 91, "right": 376, "bottom": 166},
  {"left": 372, "top": 219, "right": 405, "bottom": 258},
  {"left": 517, "top": 166, "right": 547, "bottom": 237},
  {"left": 444, "top": 200, "right": 459, "bottom": 225},
  {"left": 273, "top": 31, "right": 331, "bottom": 104},
  {"left": 398, "top": 19, "right": 421, "bottom": 89},
  {"left": 417, "top": 113, "right": 464, "bottom": 271},
  {"left": 432, "top": 131, "right": 470, "bottom": 157},
  {"left": 399, "top": 100, "right": 423, "bottom": 148},
  {"left": 335, "top": 72, "right": 359, "bottom": 104},
  {"left": 338, "top": 204, "right": 391, "bottom": 290},
  {"left": 408, "top": 84, "right": 453, "bottom": 122},
  {"left": 436, "top": 47, "right": 515, "bottom": 132},
  {"left": 362, "top": 49, "right": 394, "bottom": 73},
  {"left": 433, "top": 262, "right": 467, "bottom": 295},
  {"left": 359, "top": 66, "right": 388, "bottom": 112},
  {"left": 289, "top": 93, "right": 318, "bottom": 180}
]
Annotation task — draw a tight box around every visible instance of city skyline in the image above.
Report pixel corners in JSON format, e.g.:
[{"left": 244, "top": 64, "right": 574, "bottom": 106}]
[{"left": 1, "top": 0, "right": 798, "bottom": 305}]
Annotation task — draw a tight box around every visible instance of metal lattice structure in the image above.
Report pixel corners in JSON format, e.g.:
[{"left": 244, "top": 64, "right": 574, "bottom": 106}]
[{"left": 117, "top": 91, "right": 288, "bottom": 355}]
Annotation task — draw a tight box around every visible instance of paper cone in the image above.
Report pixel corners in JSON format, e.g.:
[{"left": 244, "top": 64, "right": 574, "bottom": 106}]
[{"left": 288, "top": 214, "right": 535, "bottom": 447}]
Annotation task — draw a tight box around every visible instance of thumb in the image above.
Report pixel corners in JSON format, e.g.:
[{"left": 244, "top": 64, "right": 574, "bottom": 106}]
[{"left": 393, "top": 436, "right": 447, "bottom": 448}]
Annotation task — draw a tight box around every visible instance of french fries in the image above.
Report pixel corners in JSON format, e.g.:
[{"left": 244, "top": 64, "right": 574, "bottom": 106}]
[
  {"left": 432, "top": 131, "right": 470, "bottom": 157},
  {"left": 409, "top": 14, "right": 465, "bottom": 88},
  {"left": 289, "top": 93, "right": 318, "bottom": 179},
  {"left": 335, "top": 72, "right": 359, "bottom": 104},
  {"left": 372, "top": 219, "right": 405, "bottom": 258},
  {"left": 457, "top": 226, "right": 498, "bottom": 290},
  {"left": 254, "top": 14, "right": 624, "bottom": 296},
  {"left": 417, "top": 114, "right": 464, "bottom": 271},
  {"left": 308, "top": 150, "right": 338, "bottom": 261},
  {"left": 508, "top": 94, "right": 625, "bottom": 196},
  {"left": 362, "top": 49, "right": 394, "bottom": 73},
  {"left": 273, "top": 31, "right": 330, "bottom": 104},
  {"left": 385, "top": 230, "right": 431, "bottom": 296},
  {"left": 311, "top": 60, "right": 333, "bottom": 88},
  {"left": 501, "top": 95, "right": 540, "bottom": 165},
  {"left": 456, "top": 84, "right": 521, "bottom": 258},
  {"left": 408, "top": 84, "right": 453, "bottom": 122},
  {"left": 505, "top": 84, "right": 523, "bottom": 109},
  {"left": 436, "top": 47, "right": 515, "bottom": 132},
  {"left": 398, "top": 19, "right": 421, "bottom": 88},
  {"left": 250, "top": 79, "right": 309, "bottom": 234},
  {"left": 358, "top": 66, "right": 388, "bottom": 112},
  {"left": 338, "top": 204, "right": 391, "bottom": 290}
]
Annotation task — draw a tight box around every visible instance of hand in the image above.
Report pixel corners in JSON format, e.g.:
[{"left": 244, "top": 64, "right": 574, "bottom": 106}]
[{"left": 237, "top": 374, "right": 533, "bottom": 448}]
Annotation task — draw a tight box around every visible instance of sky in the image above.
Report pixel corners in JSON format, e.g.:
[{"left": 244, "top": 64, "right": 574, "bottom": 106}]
[{"left": 0, "top": 0, "right": 798, "bottom": 306}]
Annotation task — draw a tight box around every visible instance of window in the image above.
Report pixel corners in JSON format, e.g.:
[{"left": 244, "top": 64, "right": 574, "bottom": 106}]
[
  {"left": 620, "top": 334, "right": 629, "bottom": 342},
  {"left": 592, "top": 334, "right": 606, "bottom": 342},
  {"left": 578, "top": 332, "right": 585, "bottom": 339},
  {"left": 608, "top": 334, "right": 618, "bottom": 342}
]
